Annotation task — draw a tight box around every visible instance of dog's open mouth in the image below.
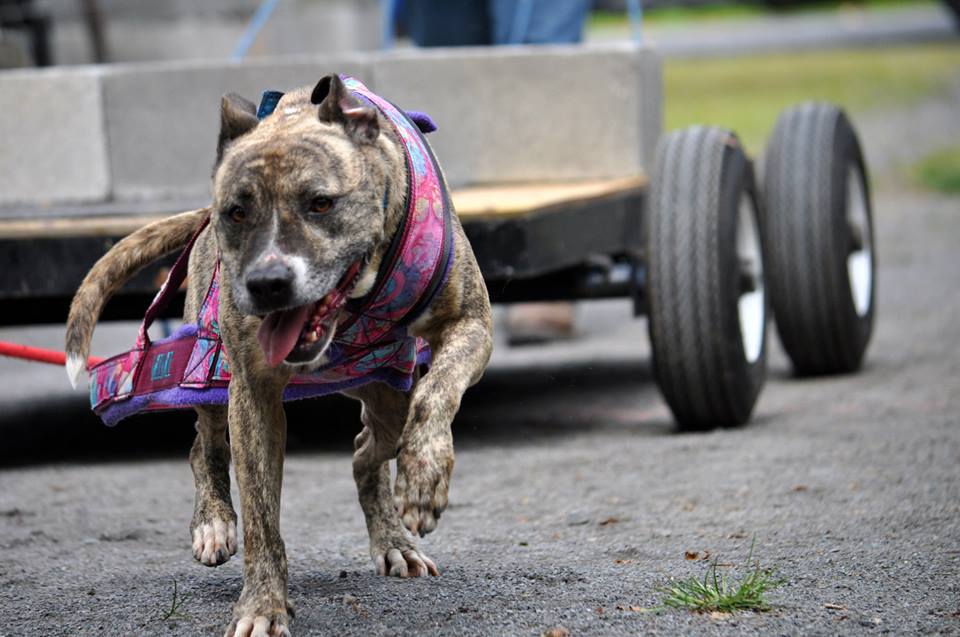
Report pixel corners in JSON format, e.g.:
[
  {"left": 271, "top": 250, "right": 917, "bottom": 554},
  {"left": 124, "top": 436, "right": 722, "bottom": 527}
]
[{"left": 256, "top": 262, "right": 362, "bottom": 367}]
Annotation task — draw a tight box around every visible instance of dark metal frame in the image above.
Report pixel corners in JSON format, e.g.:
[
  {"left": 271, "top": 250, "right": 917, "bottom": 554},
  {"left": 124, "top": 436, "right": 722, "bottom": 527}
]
[
  {"left": 0, "top": 187, "right": 646, "bottom": 326},
  {"left": 0, "top": 0, "right": 52, "bottom": 66},
  {"left": 464, "top": 187, "right": 646, "bottom": 312}
]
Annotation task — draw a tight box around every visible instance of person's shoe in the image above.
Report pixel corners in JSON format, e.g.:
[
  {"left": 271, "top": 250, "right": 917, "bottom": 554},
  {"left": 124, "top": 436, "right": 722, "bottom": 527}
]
[{"left": 505, "top": 302, "right": 577, "bottom": 346}]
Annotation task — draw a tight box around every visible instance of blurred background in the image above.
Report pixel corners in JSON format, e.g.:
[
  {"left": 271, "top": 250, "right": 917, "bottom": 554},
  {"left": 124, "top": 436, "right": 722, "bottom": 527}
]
[
  {"left": 2, "top": 4, "right": 960, "bottom": 635},
  {"left": 1, "top": 0, "right": 957, "bottom": 67},
  {"left": 0, "top": 0, "right": 957, "bottom": 464}
]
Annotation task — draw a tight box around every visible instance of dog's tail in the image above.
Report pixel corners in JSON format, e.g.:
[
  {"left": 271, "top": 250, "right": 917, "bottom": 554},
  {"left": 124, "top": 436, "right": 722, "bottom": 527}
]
[{"left": 65, "top": 207, "right": 210, "bottom": 389}]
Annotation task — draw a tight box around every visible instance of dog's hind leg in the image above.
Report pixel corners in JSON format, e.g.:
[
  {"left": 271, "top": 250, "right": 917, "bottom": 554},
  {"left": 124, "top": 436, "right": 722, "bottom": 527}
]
[
  {"left": 189, "top": 405, "right": 238, "bottom": 566},
  {"left": 345, "top": 382, "right": 439, "bottom": 578}
]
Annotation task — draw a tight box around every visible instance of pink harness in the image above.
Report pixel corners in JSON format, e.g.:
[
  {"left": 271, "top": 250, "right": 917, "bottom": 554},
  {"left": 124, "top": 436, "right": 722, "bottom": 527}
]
[{"left": 88, "top": 77, "right": 453, "bottom": 426}]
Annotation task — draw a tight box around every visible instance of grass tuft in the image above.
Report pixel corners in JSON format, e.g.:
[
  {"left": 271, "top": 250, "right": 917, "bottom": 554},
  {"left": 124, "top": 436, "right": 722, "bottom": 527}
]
[
  {"left": 158, "top": 579, "right": 192, "bottom": 622},
  {"left": 655, "top": 539, "right": 784, "bottom": 613},
  {"left": 914, "top": 146, "right": 960, "bottom": 195}
]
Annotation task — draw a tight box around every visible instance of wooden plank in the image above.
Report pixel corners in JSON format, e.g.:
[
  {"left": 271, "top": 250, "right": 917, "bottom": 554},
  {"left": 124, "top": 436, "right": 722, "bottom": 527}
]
[
  {"left": 0, "top": 214, "right": 171, "bottom": 239},
  {"left": 453, "top": 176, "right": 647, "bottom": 220},
  {"left": 0, "top": 177, "right": 648, "bottom": 239}
]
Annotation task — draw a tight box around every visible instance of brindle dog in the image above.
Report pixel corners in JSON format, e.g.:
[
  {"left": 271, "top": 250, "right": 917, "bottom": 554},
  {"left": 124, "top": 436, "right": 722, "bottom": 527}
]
[{"left": 65, "top": 74, "right": 493, "bottom": 637}]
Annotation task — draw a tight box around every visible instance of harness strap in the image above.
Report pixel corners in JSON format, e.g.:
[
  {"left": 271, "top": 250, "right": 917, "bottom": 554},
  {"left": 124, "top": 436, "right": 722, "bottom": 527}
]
[
  {"left": 91, "top": 80, "right": 449, "bottom": 425},
  {"left": 337, "top": 75, "right": 453, "bottom": 335},
  {"left": 391, "top": 102, "right": 454, "bottom": 325},
  {"left": 135, "top": 213, "right": 212, "bottom": 350}
]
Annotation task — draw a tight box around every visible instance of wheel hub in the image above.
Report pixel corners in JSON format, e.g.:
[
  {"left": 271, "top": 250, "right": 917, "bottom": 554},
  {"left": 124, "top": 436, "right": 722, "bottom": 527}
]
[
  {"left": 846, "top": 166, "right": 873, "bottom": 317},
  {"left": 736, "top": 193, "right": 765, "bottom": 364}
]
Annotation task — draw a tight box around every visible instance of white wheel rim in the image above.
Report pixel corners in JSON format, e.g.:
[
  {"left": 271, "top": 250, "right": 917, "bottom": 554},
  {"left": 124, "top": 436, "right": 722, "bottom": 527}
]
[
  {"left": 737, "top": 193, "right": 765, "bottom": 364},
  {"left": 846, "top": 166, "right": 873, "bottom": 317}
]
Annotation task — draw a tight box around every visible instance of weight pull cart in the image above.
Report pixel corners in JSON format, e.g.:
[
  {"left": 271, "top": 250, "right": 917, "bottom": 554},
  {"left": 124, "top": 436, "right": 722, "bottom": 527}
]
[
  {"left": 460, "top": 101, "right": 875, "bottom": 430},
  {"left": 0, "top": 102, "right": 875, "bottom": 431}
]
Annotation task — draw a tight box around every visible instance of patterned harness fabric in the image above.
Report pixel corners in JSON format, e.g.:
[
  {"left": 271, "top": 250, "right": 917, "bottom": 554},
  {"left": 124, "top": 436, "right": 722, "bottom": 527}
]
[{"left": 88, "top": 77, "right": 453, "bottom": 426}]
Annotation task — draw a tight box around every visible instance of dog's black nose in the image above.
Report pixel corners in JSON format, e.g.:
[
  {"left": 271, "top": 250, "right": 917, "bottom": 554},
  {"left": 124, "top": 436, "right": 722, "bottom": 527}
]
[{"left": 246, "top": 263, "right": 295, "bottom": 307}]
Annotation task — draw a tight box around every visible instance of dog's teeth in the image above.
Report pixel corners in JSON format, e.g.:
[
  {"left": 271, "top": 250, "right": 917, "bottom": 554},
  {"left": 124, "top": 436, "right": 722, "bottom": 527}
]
[{"left": 304, "top": 331, "right": 318, "bottom": 343}]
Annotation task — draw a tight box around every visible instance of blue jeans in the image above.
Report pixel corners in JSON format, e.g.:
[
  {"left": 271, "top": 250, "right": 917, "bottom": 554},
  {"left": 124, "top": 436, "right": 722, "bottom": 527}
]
[
  {"left": 489, "top": 0, "right": 591, "bottom": 44},
  {"left": 404, "top": 0, "right": 590, "bottom": 47}
]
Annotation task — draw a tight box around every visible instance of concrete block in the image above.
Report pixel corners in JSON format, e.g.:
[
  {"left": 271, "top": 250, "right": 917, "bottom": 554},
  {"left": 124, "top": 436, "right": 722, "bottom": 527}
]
[
  {"left": 0, "top": 68, "right": 110, "bottom": 207},
  {"left": 40, "top": 0, "right": 379, "bottom": 65},
  {"left": 636, "top": 48, "right": 663, "bottom": 172},
  {"left": 102, "top": 55, "right": 371, "bottom": 202},
  {"left": 371, "top": 44, "right": 662, "bottom": 188}
]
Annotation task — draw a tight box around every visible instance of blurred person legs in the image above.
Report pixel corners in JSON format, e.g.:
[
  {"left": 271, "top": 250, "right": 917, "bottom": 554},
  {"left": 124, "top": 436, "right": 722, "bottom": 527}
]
[
  {"left": 505, "top": 301, "right": 578, "bottom": 346},
  {"left": 403, "top": 0, "right": 491, "bottom": 47},
  {"left": 402, "top": 0, "right": 591, "bottom": 346},
  {"left": 402, "top": 0, "right": 592, "bottom": 47},
  {"left": 491, "top": 0, "right": 590, "bottom": 344},
  {"left": 489, "top": 0, "right": 591, "bottom": 44}
]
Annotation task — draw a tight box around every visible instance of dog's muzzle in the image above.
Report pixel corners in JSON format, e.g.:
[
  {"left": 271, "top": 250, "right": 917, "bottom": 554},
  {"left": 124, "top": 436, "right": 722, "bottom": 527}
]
[{"left": 256, "top": 261, "right": 362, "bottom": 367}]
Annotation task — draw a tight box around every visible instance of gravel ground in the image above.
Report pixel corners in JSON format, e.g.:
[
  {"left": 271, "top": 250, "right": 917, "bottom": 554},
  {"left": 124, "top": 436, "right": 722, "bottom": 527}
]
[{"left": 2, "top": 78, "right": 959, "bottom": 637}]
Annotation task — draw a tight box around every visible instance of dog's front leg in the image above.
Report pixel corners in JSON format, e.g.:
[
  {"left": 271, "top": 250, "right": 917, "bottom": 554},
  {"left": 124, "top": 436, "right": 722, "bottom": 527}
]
[
  {"left": 395, "top": 316, "right": 492, "bottom": 537},
  {"left": 224, "top": 375, "right": 291, "bottom": 637},
  {"left": 346, "top": 382, "right": 440, "bottom": 577}
]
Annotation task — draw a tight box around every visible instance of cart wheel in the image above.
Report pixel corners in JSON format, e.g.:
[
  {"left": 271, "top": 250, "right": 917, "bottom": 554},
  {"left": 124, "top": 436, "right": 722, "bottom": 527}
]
[
  {"left": 647, "top": 126, "right": 767, "bottom": 430},
  {"left": 762, "top": 103, "right": 875, "bottom": 375}
]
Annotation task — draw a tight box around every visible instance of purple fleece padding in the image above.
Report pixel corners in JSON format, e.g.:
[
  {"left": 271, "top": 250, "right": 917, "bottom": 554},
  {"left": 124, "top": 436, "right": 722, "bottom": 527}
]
[
  {"left": 98, "top": 338, "right": 433, "bottom": 427},
  {"left": 405, "top": 110, "right": 437, "bottom": 134},
  {"left": 100, "top": 387, "right": 231, "bottom": 427},
  {"left": 156, "top": 322, "right": 198, "bottom": 343}
]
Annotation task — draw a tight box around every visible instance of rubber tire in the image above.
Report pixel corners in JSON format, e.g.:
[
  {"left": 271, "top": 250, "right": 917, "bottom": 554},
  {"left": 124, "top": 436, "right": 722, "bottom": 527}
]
[
  {"left": 647, "top": 126, "right": 767, "bottom": 431},
  {"left": 762, "top": 103, "right": 875, "bottom": 375}
]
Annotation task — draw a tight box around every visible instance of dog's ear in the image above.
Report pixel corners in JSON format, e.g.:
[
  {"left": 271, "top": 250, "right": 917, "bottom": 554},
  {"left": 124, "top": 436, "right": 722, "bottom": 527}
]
[
  {"left": 312, "top": 75, "right": 379, "bottom": 145},
  {"left": 217, "top": 93, "right": 259, "bottom": 163}
]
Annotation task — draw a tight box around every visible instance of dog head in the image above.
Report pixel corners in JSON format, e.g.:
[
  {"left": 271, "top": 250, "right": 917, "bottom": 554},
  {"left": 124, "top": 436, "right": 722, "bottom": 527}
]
[{"left": 211, "top": 74, "right": 394, "bottom": 370}]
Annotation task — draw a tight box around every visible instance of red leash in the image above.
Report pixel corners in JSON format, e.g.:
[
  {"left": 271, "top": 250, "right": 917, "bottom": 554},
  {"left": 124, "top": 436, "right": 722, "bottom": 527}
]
[{"left": 0, "top": 341, "right": 104, "bottom": 367}]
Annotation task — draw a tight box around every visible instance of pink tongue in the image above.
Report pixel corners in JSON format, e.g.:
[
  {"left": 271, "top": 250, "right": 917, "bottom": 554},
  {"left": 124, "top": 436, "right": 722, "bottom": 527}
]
[{"left": 257, "top": 304, "right": 313, "bottom": 367}]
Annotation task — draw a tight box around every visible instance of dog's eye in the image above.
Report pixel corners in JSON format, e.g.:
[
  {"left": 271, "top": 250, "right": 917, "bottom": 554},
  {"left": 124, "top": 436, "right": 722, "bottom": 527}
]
[
  {"left": 309, "top": 197, "right": 334, "bottom": 214},
  {"left": 227, "top": 206, "right": 246, "bottom": 224}
]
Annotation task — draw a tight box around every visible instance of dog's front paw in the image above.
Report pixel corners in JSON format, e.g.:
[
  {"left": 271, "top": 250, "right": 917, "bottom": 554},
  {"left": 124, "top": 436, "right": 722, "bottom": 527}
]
[
  {"left": 191, "top": 515, "right": 237, "bottom": 567},
  {"left": 394, "top": 432, "right": 453, "bottom": 537},
  {"left": 225, "top": 598, "right": 291, "bottom": 637},
  {"left": 371, "top": 533, "right": 440, "bottom": 577}
]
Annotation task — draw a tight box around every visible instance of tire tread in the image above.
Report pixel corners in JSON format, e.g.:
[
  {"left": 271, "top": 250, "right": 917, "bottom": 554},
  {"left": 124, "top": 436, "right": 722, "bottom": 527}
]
[
  {"left": 762, "top": 102, "right": 875, "bottom": 375},
  {"left": 647, "top": 126, "right": 766, "bottom": 429}
]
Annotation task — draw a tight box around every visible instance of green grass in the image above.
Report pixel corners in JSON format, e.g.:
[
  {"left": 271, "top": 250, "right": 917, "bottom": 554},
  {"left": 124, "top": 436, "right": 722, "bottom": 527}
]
[
  {"left": 664, "top": 43, "right": 960, "bottom": 154},
  {"left": 914, "top": 146, "right": 960, "bottom": 194},
  {"left": 590, "top": 5, "right": 762, "bottom": 29},
  {"left": 589, "top": 0, "right": 935, "bottom": 29},
  {"left": 653, "top": 541, "right": 784, "bottom": 613},
  {"left": 157, "top": 579, "right": 191, "bottom": 622}
]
